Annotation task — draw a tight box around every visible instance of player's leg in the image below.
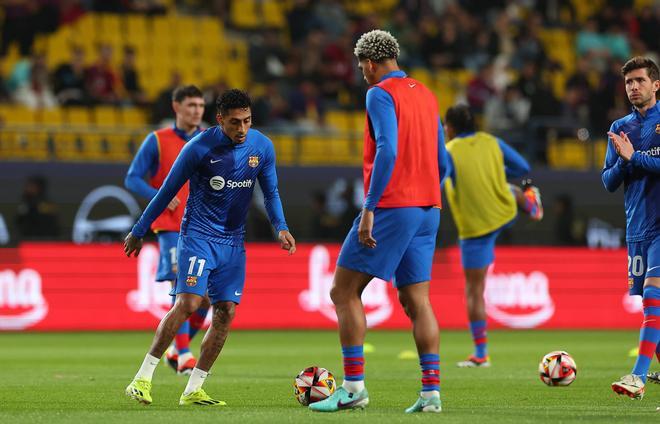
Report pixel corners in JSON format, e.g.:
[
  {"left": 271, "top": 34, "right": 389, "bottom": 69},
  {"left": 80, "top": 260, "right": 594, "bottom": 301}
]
[
  {"left": 188, "top": 294, "right": 211, "bottom": 341},
  {"left": 126, "top": 235, "right": 213, "bottom": 405},
  {"left": 613, "top": 239, "right": 660, "bottom": 399},
  {"left": 155, "top": 232, "right": 186, "bottom": 372},
  {"left": 394, "top": 207, "right": 442, "bottom": 413},
  {"left": 457, "top": 232, "right": 497, "bottom": 368},
  {"left": 510, "top": 180, "right": 543, "bottom": 220},
  {"left": 126, "top": 293, "right": 203, "bottom": 404},
  {"left": 180, "top": 243, "right": 244, "bottom": 406},
  {"left": 310, "top": 209, "right": 414, "bottom": 412}
]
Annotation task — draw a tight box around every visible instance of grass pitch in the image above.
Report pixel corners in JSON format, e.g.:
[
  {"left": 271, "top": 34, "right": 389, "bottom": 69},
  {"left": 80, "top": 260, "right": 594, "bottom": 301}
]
[{"left": 0, "top": 330, "right": 657, "bottom": 423}]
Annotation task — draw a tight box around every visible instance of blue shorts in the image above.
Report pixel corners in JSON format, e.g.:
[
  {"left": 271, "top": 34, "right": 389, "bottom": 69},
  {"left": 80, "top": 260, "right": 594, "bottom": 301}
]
[
  {"left": 337, "top": 207, "right": 440, "bottom": 287},
  {"left": 459, "top": 218, "right": 515, "bottom": 269},
  {"left": 156, "top": 231, "right": 179, "bottom": 282},
  {"left": 174, "top": 235, "right": 246, "bottom": 304},
  {"left": 627, "top": 235, "right": 660, "bottom": 296}
]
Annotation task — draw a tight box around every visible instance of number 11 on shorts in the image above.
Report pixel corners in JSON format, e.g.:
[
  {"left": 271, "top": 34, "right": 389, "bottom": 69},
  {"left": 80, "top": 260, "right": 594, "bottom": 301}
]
[{"left": 187, "top": 256, "right": 206, "bottom": 276}]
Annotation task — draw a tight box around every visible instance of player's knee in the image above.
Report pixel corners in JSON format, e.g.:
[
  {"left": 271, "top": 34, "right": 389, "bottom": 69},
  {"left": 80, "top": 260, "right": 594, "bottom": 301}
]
[
  {"left": 329, "top": 284, "right": 349, "bottom": 306},
  {"left": 175, "top": 295, "right": 202, "bottom": 316},
  {"left": 212, "top": 301, "right": 235, "bottom": 324},
  {"left": 200, "top": 295, "right": 211, "bottom": 310}
]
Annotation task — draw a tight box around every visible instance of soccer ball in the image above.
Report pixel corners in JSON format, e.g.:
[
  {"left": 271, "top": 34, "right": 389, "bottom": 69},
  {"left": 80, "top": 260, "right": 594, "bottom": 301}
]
[
  {"left": 293, "top": 366, "right": 336, "bottom": 405},
  {"left": 538, "top": 350, "right": 577, "bottom": 386}
]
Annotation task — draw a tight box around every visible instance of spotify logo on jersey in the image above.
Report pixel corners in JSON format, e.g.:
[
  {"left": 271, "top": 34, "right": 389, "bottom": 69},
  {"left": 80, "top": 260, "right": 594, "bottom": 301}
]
[{"left": 209, "top": 176, "right": 226, "bottom": 190}]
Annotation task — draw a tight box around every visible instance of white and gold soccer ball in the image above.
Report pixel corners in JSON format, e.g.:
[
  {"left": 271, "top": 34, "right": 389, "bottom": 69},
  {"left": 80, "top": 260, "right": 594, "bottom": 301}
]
[
  {"left": 539, "top": 350, "right": 577, "bottom": 386},
  {"left": 293, "top": 366, "right": 336, "bottom": 406}
]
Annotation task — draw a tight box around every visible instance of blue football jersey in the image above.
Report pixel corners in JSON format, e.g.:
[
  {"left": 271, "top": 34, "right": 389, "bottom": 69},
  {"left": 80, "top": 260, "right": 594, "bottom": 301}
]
[
  {"left": 132, "top": 126, "right": 288, "bottom": 245},
  {"left": 602, "top": 102, "right": 660, "bottom": 242}
]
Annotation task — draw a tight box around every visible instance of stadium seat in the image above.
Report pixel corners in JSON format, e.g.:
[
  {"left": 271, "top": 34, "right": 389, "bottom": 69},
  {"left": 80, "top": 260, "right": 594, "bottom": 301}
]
[
  {"left": 103, "top": 133, "right": 134, "bottom": 162},
  {"left": 231, "top": 0, "right": 260, "bottom": 29},
  {"left": 52, "top": 132, "right": 81, "bottom": 160},
  {"left": 36, "top": 108, "right": 65, "bottom": 126},
  {"left": 92, "top": 106, "right": 119, "bottom": 126},
  {"left": 263, "top": 1, "right": 285, "bottom": 28},
  {"left": 0, "top": 106, "right": 36, "bottom": 125},
  {"left": 64, "top": 107, "right": 92, "bottom": 126},
  {"left": 120, "top": 108, "right": 149, "bottom": 127},
  {"left": 269, "top": 134, "right": 296, "bottom": 165},
  {"left": 80, "top": 133, "right": 105, "bottom": 160}
]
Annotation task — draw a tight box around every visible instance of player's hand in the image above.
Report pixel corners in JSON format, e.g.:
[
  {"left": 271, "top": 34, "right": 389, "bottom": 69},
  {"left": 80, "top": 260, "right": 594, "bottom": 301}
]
[
  {"left": 278, "top": 230, "right": 296, "bottom": 255},
  {"left": 358, "top": 208, "right": 376, "bottom": 248},
  {"left": 167, "top": 196, "right": 180, "bottom": 211},
  {"left": 124, "top": 232, "right": 143, "bottom": 257},
  {"left": 608, "top": 131, "right": 634, "bottom": 161}
]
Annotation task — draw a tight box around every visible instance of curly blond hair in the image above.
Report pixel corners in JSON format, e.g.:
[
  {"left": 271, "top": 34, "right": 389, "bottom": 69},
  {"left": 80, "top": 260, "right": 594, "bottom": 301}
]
[{"left": 354, "top": 29, "right": 400, "bottom": 62}]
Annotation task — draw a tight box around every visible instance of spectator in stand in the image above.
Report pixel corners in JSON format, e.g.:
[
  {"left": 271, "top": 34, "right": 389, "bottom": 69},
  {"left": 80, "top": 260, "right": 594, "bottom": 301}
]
[
  {"left": 85, "top": 43, "right": 122, "bottom": 105},
  {"left": 1, "top": 1, "right": 38, "bottom": 56},
  {"left": 385, "top": 8, "right": 421, "bottom": 67},
  {"left": 637, "top": 6, "right": 659, "bottom": 52},
  {"left": 484, "top": 84, "right": 530, "bottom": 137},
  {"left": 248, "top": 30, "right": 288, "bottom": 82},
  {"left": 466, "top": 63, "right": 496, "bottom": 113},
  {"left": 59, "top": 0, "right": 86, "bottom": 26},
  {"left": 53, "top": 45, "right": 88, "bottom": 106},
  {"left": 12, "top": 52, "right": 57, "bottom": 109},
  {"left": 313, "top": 0, "right": 348, "bottom": 39},
  {"left": 121, "top": 46, "right": 148, "bottom": 106},
  {"left": 287, "top": 0, "right": 319, "bottom": 44},
  {"left": 288, "top": 79, "right": 324, "bottom": 130},
  {"left": 320, "top": 32, "right": 354, "bottom": 105}
]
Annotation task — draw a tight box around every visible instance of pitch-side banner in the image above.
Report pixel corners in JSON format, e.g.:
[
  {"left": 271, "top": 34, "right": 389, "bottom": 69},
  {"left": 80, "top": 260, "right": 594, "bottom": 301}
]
[{"left": 0, "top": 243, "right": 641, "bottom": 331}]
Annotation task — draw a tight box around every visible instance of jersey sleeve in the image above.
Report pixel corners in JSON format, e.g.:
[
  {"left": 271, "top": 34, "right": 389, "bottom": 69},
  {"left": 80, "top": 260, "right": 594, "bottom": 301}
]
[
  {"left": 437, "top": 117, "right": 449, "bottom": 183},
  {"left": 601, "top": 123, "right": 632, "bottom": 192},
  {"left": 363, "top": 86, "right": 398, "bottom": 211},
  {"left": 257, "top": 141, "right": 289, "bottom": 232},
  {"left": 131, "top": 138, "right": 207, "bottom": 238},
  {"left": 124, "top": 132, "right": 159, "bottom": 200},
  {"left": 497, "top": 138, "right": 530, "bottom": 178}
]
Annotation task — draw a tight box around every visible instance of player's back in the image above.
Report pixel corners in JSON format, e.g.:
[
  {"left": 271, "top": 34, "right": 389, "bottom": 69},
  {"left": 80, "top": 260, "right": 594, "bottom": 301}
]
[
  {"left": 363, "top": 74, "right": 441, "bottom": 208},
  {"left": 445, "top": 131, "right": 517, "bottom": 239},
  {"left": 181, "top": 126, "right": 275, "bottom": 245},
  {"left": 608, "top": 105, "right": 660, "bottom": 242}
]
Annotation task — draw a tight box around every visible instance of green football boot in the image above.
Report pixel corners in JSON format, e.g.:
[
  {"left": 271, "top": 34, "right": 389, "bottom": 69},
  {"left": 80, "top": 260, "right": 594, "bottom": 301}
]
[
  {"left": 405, "top": 393, "right": 442, "bottom": 413},
  {"left": 125, "top": 378, "right": 153, "bottom": 405},
  {"left": 179, "top": 388, "right": 227, "bottom": 406},
  {"left": 308, "top": 386, "right": 369, "bottom": 412}
]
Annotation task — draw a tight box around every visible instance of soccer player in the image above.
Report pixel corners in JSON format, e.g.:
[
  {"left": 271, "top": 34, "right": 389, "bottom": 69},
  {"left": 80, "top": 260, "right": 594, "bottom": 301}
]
[
  {"left": 605, "top": 56, "right": 660, "bottom": 400},
  {"left": 125, "top": 85, "right": 210, "bottom": 376},
  {"left": 309, "top": 30, "right": 448, "bottom": 414},
  {"left": 442, "top": 105, "right": 543, "bottom": 368},
  {"left": 123, "top": 89, "right": 296, "bottom": 406}
]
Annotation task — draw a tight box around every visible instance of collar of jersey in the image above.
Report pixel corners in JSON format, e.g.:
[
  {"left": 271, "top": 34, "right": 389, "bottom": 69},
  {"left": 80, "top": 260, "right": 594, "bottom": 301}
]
[
  {"left": 378, "top": 70, "right": 407, "bottom": 82},
  {"left": 456, "top": 131, "right": 476, "bottom": 138},
  {"left": 631, "top": 100, "right": 659, "bottom": 120},
  {"left": 172, "top": 124, "right": 202, "bottom": 142}
]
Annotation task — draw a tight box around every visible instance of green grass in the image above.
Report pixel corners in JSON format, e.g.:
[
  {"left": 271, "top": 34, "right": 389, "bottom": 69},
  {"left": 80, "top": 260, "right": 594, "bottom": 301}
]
[{"left": 0, "top": 330, "right": 657, "bottom": 423}]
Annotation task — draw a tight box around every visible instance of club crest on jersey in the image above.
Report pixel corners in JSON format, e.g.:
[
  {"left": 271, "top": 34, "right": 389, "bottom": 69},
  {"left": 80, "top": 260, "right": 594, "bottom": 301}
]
[
  {"left": 248, "top": 156, "right": 259, "bottom": 167},
  {"left": 186, "top": 276, "right": 198, "bottom": 287},
  {"left": 656, "top": 123, "right": 660, "bottom": 134},
  {"left": 628, "top": 277, "right": 634, "bottom": 289}
]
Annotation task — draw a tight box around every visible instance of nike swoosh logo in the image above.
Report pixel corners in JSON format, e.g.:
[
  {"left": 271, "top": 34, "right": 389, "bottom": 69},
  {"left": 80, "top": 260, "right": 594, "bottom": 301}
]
[
  {"left": 408, "top": 83, "right": 416, "bottom": 88},
  {"left": 647, "top": 266, "right": 660, "bottom": 273},
  {"left": 337, "top": 399, "right": 359, "bottom": 408},
  {"left": 210, "top": 159, "right": 221, "bottom": 163},
  {"left": 234, "top": 291, "right": 242, "bottom": 296}
]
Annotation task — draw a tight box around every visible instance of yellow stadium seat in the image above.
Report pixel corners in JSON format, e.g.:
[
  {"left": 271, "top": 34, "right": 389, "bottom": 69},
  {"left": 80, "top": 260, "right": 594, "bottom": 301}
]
[
  {"left": 269, "top": 134, "right": 295, "bottom": 165},
  {"left": 52, "top": 132, "right": 80, "bottom": 160},
  {"left": 263, "top": 1, "right": 285, "bottom": 28},
  {"left": 64, "top": 107, "right": 92, "bottom": 125},
  {"left": 80, "top": 133, "right": 105, "bottom": 160},
  {"left": 93, "top": 106, "right": 119, "bottom": 126},
  {"left": 0, "top": 106, "right": 36, "bottom": 125},
  {"left": 104, "top": 133, "right": 133, "bottom": 162},
  {"left": 324, "top": 110, "right": 351, "bottom": 132},
  {"left": 231, "top": 0, "right": 260, "bottom": 29},
  {"left": 36, "top": 108, "right": 65, "bottom": 126},
  {"left": 120, "top": 108, "right": 149, "bottom": 127}
]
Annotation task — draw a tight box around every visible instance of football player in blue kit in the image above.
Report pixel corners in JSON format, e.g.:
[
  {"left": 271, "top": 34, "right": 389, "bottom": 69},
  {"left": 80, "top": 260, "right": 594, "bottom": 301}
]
[
  {"left": 603, "top": 57, "right": 660, "bottom": 400},
  {"left": 123, "top": 89, "right": 296, "bottom": 406}
]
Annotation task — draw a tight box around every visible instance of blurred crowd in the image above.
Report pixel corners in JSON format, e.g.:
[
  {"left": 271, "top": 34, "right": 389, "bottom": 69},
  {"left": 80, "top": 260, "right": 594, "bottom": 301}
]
[{"left": 0, "top": 0, "right": 658, "bottom": 163}]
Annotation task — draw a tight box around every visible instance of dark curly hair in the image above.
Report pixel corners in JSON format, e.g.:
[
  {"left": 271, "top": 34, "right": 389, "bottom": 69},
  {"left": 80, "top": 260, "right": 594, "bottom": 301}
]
[
  {"left": 216, "top": 89, "right": 252, "bottom": 115},
  {"left": 445, "top": 104, "right": 476, "bottom": 134}
]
